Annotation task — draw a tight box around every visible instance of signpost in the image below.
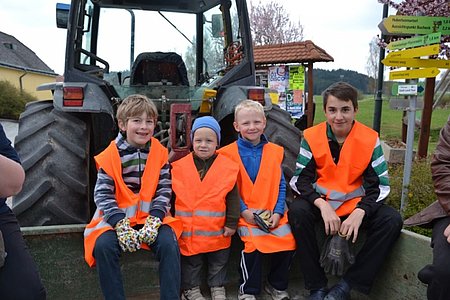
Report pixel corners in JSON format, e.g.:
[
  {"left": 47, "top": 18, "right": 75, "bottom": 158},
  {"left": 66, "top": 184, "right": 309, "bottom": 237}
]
[
  {"left": 382, "top": 57, "right": 450, "bottom": 68},
  {"left": 387, "top": 32, "right": 441, "bottom": 50},
  {"left": 379, "top": 15, "right": 450, "bottom": 35},
  {"left": 388, "top": 68, "right": 440, "bottom": 80},
  {"left": 385, "top": 44, "right": 440, "bottom": 59},
  {"left": 391, "top": 82, "right": 425, "bottom": 96}
]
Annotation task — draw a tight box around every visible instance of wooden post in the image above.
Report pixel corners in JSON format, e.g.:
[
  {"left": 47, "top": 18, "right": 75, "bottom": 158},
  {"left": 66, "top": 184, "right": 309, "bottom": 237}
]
[
  {"left": 307, "top": 62, "right": 314, "bottom": 128},
  {"left": 418, "top": 77, "right": 435, "bottom": 158}
]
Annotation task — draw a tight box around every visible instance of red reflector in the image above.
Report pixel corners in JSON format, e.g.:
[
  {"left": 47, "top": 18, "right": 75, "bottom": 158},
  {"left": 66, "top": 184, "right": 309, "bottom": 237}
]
[
  {"left": 63, "top": 87, "right": 84, "bottom": 107},
  {"left": 247, "top": 89, "right": 265, "bottom": 105},
  {"left": 63, "top": 100, "right": 84, "bottom": 107}
]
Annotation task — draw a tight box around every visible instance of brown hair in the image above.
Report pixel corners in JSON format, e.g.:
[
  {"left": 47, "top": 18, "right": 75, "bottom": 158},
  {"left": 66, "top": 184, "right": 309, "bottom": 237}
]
[
  {"left": 322, "top": 82, "right": 358, "bottom": 111},
  {"left": 116, "top": 94, "right": 158, "bottom": 124}
]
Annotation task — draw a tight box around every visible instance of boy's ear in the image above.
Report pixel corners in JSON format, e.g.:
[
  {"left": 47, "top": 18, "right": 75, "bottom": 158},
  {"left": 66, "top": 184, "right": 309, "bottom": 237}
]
[
  {"left": 118, "top": 119, "right": 126, "bottom": 131},
  {"left": 233, "top": 121, "right": 240, "bottom": 132}
]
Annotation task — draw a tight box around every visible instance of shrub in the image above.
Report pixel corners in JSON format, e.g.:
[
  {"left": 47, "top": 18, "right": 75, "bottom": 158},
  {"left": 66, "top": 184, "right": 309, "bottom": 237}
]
[
  {"left": 387, "top": 158, "right": 434, "bottom": 237},
  {"left": 0, "top": 80, "right": 37, "bottom": 120}
]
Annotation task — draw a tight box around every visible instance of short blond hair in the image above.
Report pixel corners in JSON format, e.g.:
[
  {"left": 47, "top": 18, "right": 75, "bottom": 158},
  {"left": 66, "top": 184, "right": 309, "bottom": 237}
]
[
  {"left": 116, "top": 94, "right": 158, "bottom": 124},
  {"left": 234, "top": 99, "right": 265, "bottom": 121}
]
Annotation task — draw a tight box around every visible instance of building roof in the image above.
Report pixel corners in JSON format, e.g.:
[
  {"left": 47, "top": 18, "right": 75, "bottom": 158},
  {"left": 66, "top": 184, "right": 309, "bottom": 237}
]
[
  {"left": 253, "top": 40, "right": 334, "bottom": 66},
  {"left": 0, "top": 31, "right": 57, "bottom": 75}
]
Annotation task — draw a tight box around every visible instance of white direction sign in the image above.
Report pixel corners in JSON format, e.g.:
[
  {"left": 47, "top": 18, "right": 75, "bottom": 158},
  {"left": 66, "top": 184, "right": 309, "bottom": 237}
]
[{"left": 398, "top": 84, "right": 418, "bottom": 95}]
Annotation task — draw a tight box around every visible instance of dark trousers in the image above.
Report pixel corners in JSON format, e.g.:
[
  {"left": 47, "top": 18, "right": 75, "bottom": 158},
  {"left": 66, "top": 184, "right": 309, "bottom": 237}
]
[
  {"left": 0, "top": 208, "right": 46, "bottom": 300},
  {"left": 93, "top": 224, "right": 180, "bottom": 300},
  {"left": 288, "top": 200, "right": 402, "bottom": 294},
  {"left": 418, "top": 217, "right": 450, "bottom": 300},
  {"left": 181, "top": 247, "right": 230, "bottom": 290},
  {"left": 238, "top": 249, "right": 294, "bottom": 295}
]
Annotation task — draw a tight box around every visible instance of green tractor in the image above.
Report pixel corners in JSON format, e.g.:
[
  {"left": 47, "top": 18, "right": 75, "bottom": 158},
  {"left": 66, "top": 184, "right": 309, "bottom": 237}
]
[{"left": 12, "top": 0, "right": 300, "bottom": 226}]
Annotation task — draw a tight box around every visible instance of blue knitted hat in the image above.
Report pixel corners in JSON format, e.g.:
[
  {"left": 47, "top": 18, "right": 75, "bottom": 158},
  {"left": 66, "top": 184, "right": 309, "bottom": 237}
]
[{"left": 191, "top": 116, "right": 221, "bottom": 144}]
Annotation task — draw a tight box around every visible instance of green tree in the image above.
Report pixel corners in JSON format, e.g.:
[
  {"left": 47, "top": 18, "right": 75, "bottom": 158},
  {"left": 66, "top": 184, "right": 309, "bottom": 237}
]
[{"left": 0, "top": 80, "right": 36, "bottom": 120}]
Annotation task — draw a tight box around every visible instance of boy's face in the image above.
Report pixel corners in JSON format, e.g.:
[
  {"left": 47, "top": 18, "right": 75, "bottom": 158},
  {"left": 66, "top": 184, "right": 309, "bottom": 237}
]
[
  {"left": 192, "top": 127, "right": 218, "bottom": 160},
  {"left": 118, "top": 112, "right": 155, "bottom": 148},
  {"left": 233, "top": 108, "right": 266, "bottom": 145},
  {"left": 324, "top": 95, "right": 357, "bottom": 139}
]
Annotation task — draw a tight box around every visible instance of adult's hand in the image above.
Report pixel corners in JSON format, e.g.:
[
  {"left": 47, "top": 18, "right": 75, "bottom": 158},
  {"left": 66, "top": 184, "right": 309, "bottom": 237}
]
[
  {"left": 444, "top": 223, "right": 450, "bottom": 244},
  {"left": 315, "top": 198, "right": 341, "bottom": 235},
  {"left": 339, "top": 208, "right": 365, "bottom": 243},
  {"left": 223, "top": 226, "right": 236, "bottom": 237}
]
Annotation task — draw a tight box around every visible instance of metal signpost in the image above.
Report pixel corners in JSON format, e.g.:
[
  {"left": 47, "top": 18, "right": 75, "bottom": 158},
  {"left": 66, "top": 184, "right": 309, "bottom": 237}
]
[{"left": 379, "top": 15, "right": 450, "bottom": 214}]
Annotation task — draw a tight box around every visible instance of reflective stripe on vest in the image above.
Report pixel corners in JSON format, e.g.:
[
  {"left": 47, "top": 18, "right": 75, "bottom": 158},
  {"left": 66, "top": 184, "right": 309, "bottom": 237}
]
[
  {"left": 304, "top": 121, "right": 378, "bottom": 216},
  {"left": 84, "top": 138, "right": 182, "bottom": 267},
  {"left": 218, "top": 142, "right": 296, "bottom": 254},
  {"left": 172, "top": 153, "right": 239, "bottom": 256}
]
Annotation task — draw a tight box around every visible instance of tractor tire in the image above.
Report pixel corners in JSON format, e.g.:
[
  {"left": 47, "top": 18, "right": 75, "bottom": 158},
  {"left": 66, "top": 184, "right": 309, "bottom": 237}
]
[
  {"left": 12, "top": 100, "right": 90, "bottom": 226},
  {"left": 264, "top": 105, "right": 301, "bottom": 203}
]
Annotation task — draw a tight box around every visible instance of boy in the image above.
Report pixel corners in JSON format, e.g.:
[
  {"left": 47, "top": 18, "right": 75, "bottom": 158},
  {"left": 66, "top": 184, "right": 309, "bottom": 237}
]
[
  {"left": 218, "top": 100, "right": 296, "bottom": 300},
  {"left": 172, "top": 116, "right": 240, "bottom": 300},
  {"left": 288, "top": 82, "right": 403, "bottom": 300},
  {"left": 84, "top": 94, "right": 182, "bottom": 300}
]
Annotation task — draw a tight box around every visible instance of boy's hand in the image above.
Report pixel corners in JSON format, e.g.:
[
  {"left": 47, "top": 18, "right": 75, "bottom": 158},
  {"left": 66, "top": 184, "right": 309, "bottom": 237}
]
[
  {"left": 315, "top": 198, "right": 341, "bottom": 235},
  {"left": 115, "top": 218, "right": 141, "bottom": 252},
  {"left": 138, "top": 215, "right": 162, "bottom": 245},
  {"left": 269, "top": 213, "right": 281, "bottom": 228},
  {"left": 223, "top": 226, "right": 236, "bottom": 237},
  {"left": 241, "top": 209, "right": 255, "bottom": 225}
]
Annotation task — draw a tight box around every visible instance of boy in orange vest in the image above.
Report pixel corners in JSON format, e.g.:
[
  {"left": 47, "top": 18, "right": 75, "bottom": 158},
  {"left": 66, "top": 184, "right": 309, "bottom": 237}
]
[
  {"left": 219, "top": 100, "right": 296, "bottom": 300},
  {"left": 172, "top": 116, "right": 240, "bottom": 300},
  {"left": 288, "top": 82, "right": 403, "bottom": 300},
  {"left": 83, "top": 94, "right": 182, "bottom": 300}
]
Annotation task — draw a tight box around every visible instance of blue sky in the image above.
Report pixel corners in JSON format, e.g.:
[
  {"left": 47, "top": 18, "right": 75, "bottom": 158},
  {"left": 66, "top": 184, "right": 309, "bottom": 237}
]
[{"left": 0, "top": 0, "right": 390, "bottom": 75}]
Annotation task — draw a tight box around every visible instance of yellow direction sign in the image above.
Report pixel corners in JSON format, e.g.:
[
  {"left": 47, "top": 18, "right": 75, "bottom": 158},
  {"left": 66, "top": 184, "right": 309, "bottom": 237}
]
[
  {"left": 386, "top": 44, "right": 440, "bottom": 59},
  {"left": 382, "top": 57, "right": 450, "bottom": 69},
  {"left": 389, "top": 68, "right": 440, "bottom": 80},
  {"left": 387, "top": 32, "right": 441, "bottom": 50}
]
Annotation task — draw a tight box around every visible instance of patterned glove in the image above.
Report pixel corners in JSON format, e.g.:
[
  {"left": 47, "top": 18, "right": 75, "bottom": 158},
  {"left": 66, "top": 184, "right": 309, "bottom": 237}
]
[
  {"left": 114, "top": 218, "right": 141, "bottom": 252},
  {"left": 138, "top": 215, "right": 162, "bottom": 245},
  {"left": 320, "top": 234, "right": 355, "bottom": 276}
]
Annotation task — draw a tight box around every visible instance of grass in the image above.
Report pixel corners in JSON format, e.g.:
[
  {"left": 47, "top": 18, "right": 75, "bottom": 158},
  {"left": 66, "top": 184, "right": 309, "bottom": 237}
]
[{"left": 310, "top": 94, "right": 450, "bottom": 236}]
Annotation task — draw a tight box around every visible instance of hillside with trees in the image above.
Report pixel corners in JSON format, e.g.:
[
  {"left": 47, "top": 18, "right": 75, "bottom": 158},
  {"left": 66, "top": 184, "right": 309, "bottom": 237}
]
[{"left": 308, "top": 69, "right": 370, "bottom": 95}]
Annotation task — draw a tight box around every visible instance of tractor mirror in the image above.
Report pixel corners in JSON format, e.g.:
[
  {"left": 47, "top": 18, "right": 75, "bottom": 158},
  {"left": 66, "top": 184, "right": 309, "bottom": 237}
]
[{"left": 56, "top": 3, "right": 70, "bottom": 29}]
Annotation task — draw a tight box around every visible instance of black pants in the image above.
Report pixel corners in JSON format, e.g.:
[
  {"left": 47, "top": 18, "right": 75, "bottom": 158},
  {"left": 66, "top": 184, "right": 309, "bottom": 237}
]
[
  {"left": 288, "top": 200, "right": 402, "bottom": 294},
  {"left": 0, "top": 208, "right": 46, "bottom": 299},
  {"left": 238, "top": 249, "right": 294, "bottom": 295},
  {"left": 418, "top": 217, "right": 450, "bottom": 300}
]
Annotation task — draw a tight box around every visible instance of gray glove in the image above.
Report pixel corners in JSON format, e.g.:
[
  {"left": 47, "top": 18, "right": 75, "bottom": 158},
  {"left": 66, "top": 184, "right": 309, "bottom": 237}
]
[
  {"left": 320, "top": 234, "right": 355, "bottom": 276},
  {"left": 0, "top": 230, "right": 6, "bottom": 268},
  {"left": 114, "top": 218, "right": 141, "bottom": 252}
]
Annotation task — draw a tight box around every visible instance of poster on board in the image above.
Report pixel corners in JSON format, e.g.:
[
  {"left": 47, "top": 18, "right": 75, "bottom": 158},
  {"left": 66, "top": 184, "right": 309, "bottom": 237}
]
[
  {"left": 268, "top": 65, "right": 288, "bottom": 110},
  {"left": 287, "top": 65, "right": 305, "bottom": 119}
]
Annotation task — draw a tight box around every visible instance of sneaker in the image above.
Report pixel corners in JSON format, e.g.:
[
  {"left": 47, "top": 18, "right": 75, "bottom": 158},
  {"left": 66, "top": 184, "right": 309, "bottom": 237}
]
[
  {"left": 324, "top": 280, "right": 351, "bottom": 300},
  {"left": 181, "top": 286, "right": 206, "bottom": 300},
  {"left": 238, "top": 292, "right": 256, "bottom": 300},
  {"left": 210, "top": 286, "right": 226, "bottom": 300},
  {"left": 308, "top": 287, "right": 328, "bottom": 300},
  {"left": 264, "top": 282, "right": 290, "bottom": 300}
]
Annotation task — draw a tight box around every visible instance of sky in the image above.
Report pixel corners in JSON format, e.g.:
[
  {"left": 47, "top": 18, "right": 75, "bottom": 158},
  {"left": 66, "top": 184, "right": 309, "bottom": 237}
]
[{"left": 0, "top": 0, "right": 392, "bottom": 76}]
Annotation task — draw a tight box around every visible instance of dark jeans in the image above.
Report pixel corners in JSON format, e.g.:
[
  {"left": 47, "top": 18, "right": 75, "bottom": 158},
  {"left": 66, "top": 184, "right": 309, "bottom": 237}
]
[
  {"left": 181, "top": 247, "right": 230, "bottom": 290},
  {"left": 288, "top": 200, "right": 402, "bottom": 294},
  {"left": 0, "top": 208, "right": 46, "bottom": 300},
  {"left": 238, "top": 249, "right": 294, "bottom": 295},
  {"left": 93, "top": 224, "right": 180, "bottom": 300},
  {"left": 418, "top": 217, "right": 450, "bottom": 300}
]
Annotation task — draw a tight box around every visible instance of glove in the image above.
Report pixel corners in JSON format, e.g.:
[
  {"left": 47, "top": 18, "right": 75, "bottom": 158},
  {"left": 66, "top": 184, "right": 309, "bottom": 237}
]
[
  {"left": 320, "top": 234, "right": 355, "bottom": 276},
  {"left": 138, "top": 215, "right": 162, "bottom": 245},
  {"left": 0, "top": 230, "right": 6, "bottom": 268},
  {"left": 253, "top": 210, "right": 271, "bottom": 233},
  {"left": 115, "top": 218, "right": 141, "bottom": 252}
]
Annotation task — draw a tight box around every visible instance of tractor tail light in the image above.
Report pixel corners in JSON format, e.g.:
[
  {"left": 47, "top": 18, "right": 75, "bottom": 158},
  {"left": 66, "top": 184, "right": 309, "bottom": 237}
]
[
  {"left": 63, "top": 86, "right": 84, "bottom": 107},
  {"left": 247, "top": 88, "right": 265, "bottom": 106}
]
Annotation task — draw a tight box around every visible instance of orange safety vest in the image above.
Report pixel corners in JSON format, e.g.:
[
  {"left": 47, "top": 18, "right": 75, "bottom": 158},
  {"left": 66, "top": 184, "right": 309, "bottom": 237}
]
[
  {"left": 84, "top": 137, "right": 182, "bottom": 267},
  {"left": 172, "top": 153, "right": 239, "bottom": 256},
  {"left": 218, "top": 142, "right": 296, "bottom": 253},
  {"left": 303, "top": 121, "right": 378, "bottom": 217}
]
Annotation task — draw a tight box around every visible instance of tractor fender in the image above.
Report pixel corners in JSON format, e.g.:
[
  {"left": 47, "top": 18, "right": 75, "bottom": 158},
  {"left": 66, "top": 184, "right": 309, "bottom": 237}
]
[
  {"left": 212, "top": 85, "right": 272, "bottom": 122},
  {"left": 38, "top": 81, "right": 115, "bottom": 120}
]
